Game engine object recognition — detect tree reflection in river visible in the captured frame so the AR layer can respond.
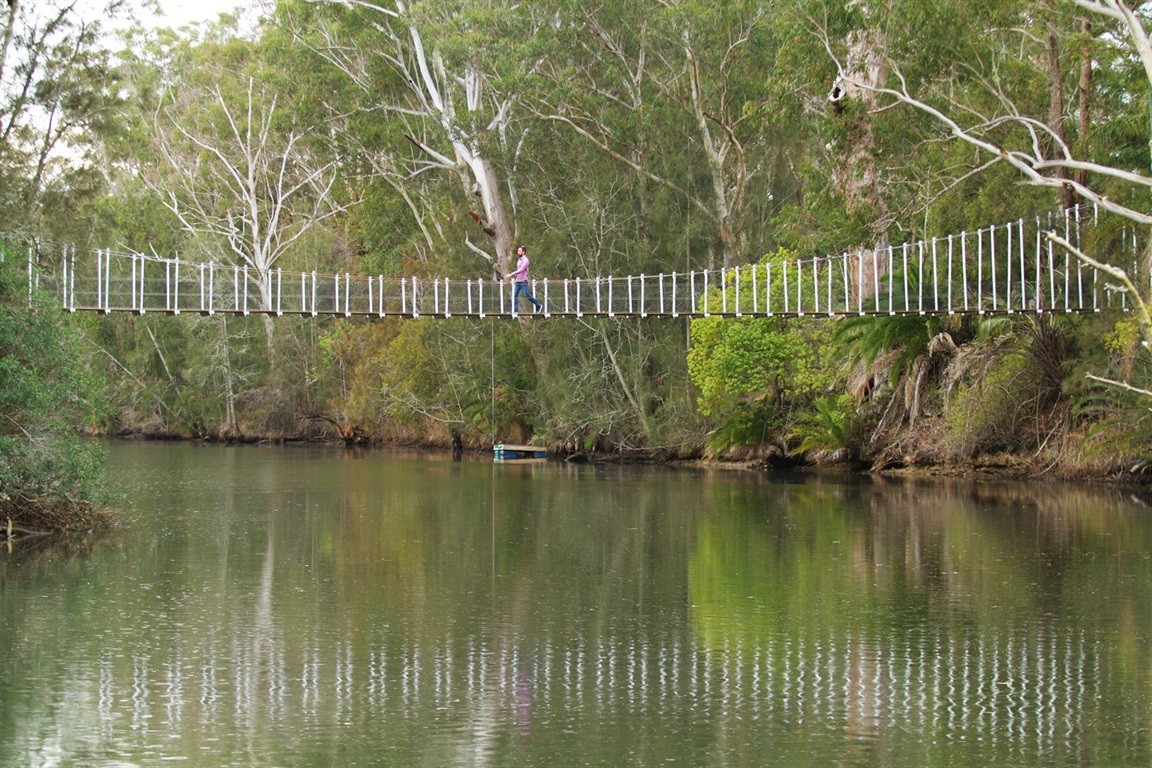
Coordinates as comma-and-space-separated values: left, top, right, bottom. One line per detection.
0, 444, 1147, 767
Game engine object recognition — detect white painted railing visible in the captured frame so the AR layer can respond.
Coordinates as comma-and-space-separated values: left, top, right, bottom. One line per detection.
18, 203, 1147, 319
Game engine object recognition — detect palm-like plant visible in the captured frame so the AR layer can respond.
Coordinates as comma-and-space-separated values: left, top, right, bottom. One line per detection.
834, 313, 965, 442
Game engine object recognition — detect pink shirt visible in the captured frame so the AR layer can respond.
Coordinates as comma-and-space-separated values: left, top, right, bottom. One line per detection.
511, 254, 530, 282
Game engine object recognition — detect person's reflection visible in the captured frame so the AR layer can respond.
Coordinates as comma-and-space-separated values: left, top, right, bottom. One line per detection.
515, 666, 532, 737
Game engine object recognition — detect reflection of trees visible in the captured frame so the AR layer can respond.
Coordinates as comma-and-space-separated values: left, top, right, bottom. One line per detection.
691, 477, 1151, 640
688, 475, 1151, 757
1, 444, 1148, 766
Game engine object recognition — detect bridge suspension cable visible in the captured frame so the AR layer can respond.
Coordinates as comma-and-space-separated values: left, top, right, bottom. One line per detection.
17, 203, 1147, 320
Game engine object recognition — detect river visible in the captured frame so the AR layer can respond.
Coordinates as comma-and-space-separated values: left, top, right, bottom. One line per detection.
1, 440, 1149, 767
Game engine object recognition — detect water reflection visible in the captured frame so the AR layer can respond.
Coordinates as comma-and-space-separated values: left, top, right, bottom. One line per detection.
0, 443, 1147, 768
4, 623, 1114, 763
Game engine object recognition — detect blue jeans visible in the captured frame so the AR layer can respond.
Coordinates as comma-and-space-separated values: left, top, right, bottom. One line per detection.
513, 281, 542, 312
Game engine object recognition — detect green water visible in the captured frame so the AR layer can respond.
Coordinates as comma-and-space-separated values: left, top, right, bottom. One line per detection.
1, 441, 1149, 767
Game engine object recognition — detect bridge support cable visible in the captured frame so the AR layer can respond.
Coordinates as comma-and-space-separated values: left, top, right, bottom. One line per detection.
23, 202, 1141, 320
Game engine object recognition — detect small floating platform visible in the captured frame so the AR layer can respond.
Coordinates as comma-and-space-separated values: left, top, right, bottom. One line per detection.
494, 443, 548, 461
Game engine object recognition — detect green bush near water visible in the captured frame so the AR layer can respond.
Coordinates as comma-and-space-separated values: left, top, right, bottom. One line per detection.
0, 250, 111, 533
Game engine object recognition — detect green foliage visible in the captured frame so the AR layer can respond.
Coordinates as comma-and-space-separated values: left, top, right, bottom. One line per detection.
0, 247, 110, 530
0, 0, 1144, 472
1069, 316, 1152, 462
943, 350, 1043, 458
332, 319, 538, 445
788, 394, 863, 457
688, 306, 837, 451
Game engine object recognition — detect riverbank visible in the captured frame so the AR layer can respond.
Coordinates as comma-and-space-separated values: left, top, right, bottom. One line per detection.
101, 422, 1152, 485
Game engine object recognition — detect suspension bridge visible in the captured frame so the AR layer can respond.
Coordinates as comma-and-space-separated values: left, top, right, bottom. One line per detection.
20, 204, 1147, 320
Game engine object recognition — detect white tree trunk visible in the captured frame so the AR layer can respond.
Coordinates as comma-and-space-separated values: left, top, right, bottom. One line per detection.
306, 1, 521, 277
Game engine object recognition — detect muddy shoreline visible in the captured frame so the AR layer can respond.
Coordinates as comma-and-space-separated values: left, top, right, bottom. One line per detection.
101, 429, 1152, 486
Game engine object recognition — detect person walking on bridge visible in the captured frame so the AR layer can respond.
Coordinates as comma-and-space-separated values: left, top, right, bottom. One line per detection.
508, 244, 543, 314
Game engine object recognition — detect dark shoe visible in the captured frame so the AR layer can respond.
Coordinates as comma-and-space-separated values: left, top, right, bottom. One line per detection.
534, 304, 542, 314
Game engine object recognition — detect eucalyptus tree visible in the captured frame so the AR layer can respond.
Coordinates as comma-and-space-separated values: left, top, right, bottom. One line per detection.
0, 0, 131, 239
143, 27, 349, 330
777, 0, 1152, 467
281, 0, 550, 279
816, 1, 1150, 369
529, 0, 788, 271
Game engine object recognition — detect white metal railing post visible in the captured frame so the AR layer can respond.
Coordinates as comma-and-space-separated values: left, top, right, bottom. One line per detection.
1064, 209, 1072, 309
412, 277, 419, 318
61, 249, 69, 311
277, 268, 283, 316
334, 273, 340, 316
672, 272, 679, 318
902, 243, 909, 312
96, 250, 103, 311
1006, 223, 1013, 312
721, 269, 727, 314
242, 266, 249, 315
199, 263, 205, 313
857, 250, 863, 314
576, 277, 582, 317
600, 276, 606, 315
659, 273, 665, 315
346, 274, 353, 316
827, 257, 833, 315
139, 255, 146, 314
872, 247, 880, 311
105, 250, 112, 313
917, 241, 924, 314
976, 228, 984, 313
467, 279, 473, 315
1063, 230, 1070, 312
69, 247, 76, 312
433, 276, 440, 316
798, 259, 804, 316
445, 277, 451, 318
767, 264, 773, 315
300, 272, 306, 314
947, 236, 954, 313
1019, 219, 1027, 311
690, 271, 696, 314
841, 254, 850, 315
751, 266, 758, 314
608, 276, 613, 317
479, 279, 486, 319
990, 225, 998, 312
735, 267, 741, 317
311, 271, 317, 316
1034, 220, 1043, 312
703, 270, 710, 317
641, 274, 647, 318
1048, 232, 1056, 311
208, 261, 215, 315
1076, 220, 1084, 311
783, 261, 789, 314
131, 254, 137, 312
563, 278, 569, 315
810, 261, 816, 314
234, 265, 240, 313
379, 275, 385, 317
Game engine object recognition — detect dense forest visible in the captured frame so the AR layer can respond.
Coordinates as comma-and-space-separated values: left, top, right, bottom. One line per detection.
2, 0, 1151, 529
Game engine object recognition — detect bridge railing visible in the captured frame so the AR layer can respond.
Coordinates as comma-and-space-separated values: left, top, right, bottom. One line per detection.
21, 202, 1147, 319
